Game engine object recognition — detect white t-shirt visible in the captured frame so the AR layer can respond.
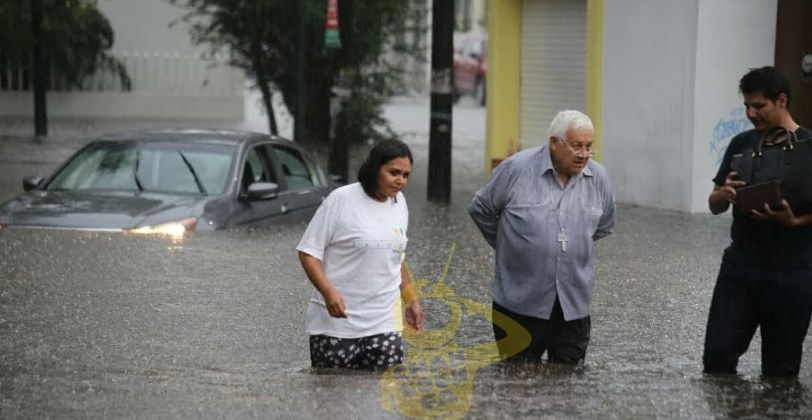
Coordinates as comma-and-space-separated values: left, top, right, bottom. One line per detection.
296, 183, 408, 338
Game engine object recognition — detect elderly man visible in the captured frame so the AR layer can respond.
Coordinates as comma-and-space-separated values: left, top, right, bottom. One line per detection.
468, 110, 616, 365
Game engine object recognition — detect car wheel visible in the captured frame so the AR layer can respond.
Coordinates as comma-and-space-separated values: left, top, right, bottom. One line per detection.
476, 78, 486, 107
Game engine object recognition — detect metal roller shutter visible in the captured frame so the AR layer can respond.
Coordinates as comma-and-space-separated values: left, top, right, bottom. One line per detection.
520, 0, 587, 148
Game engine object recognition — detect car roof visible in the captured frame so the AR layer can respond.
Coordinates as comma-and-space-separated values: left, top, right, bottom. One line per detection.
97, 128, 294, 147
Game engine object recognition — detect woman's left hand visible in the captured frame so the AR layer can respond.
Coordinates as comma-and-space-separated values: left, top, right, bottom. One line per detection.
405, 300, 424, 333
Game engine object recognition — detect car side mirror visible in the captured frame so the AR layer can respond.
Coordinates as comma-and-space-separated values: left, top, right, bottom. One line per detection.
246, 182, 279, 201
22, 176, 45, 192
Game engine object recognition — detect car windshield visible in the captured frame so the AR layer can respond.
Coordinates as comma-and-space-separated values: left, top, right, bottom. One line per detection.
47, 141, 235, 195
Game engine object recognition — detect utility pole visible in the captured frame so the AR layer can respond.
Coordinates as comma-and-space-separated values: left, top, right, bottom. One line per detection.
325, 0, 348, 183
30, 0, 47, 136
427, 0, 453, 203
328, 87, 349, 183
294, 0, 306, 144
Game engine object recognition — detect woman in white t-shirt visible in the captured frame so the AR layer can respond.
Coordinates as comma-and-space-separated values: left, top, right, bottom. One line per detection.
297, 139, 424, 370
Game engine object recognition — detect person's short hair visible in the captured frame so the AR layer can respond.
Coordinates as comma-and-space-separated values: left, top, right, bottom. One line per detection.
357, 139, 413, 199
739, 66, 791, 106
548, 110, 593, 140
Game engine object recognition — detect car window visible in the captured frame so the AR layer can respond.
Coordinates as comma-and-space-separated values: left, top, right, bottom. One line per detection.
460, 39, 472, 56
49, 144, 139, 191
241, 147, 275, 193
468, 39, 482, 57
272, 145, 320, 191
48, 141, 234, 195
141, 149, 231, 194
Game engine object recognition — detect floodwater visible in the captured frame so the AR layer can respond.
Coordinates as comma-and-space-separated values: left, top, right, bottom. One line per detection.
3, 200, 812, 419
2, 102, 812, 419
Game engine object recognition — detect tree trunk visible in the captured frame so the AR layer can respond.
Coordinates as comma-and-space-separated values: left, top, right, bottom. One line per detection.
30, 0, 47, 136
300, 76, 333, 165
250, 40, 278, 136
329, 99, 350, 182
257, 76, 278, 136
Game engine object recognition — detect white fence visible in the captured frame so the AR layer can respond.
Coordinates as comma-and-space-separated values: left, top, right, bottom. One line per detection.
114, 51, 243, 97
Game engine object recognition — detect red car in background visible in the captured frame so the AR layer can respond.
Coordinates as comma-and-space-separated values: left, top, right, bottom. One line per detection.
453, 33, 487, 107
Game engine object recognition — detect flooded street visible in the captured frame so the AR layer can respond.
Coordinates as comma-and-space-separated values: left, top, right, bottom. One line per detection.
3, 101, 812, 418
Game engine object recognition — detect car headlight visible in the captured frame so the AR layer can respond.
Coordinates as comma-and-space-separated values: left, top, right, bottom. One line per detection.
126, 217, 197, 237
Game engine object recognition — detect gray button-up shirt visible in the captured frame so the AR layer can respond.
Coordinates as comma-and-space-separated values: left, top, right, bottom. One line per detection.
468, 146, 616, 320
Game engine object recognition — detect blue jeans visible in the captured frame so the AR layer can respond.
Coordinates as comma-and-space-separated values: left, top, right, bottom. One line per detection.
703, 248, 812, 376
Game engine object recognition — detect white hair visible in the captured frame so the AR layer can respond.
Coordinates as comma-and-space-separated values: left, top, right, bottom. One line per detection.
548, 110, 593, 140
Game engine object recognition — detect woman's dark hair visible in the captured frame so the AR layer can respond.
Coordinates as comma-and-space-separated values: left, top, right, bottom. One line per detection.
357, 139, 413, 199
739, 66, 791, 107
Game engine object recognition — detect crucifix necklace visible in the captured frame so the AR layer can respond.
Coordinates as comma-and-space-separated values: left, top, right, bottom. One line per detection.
552, 187, 575, 252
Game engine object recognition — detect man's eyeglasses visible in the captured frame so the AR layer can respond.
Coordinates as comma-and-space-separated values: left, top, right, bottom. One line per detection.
560, 138, 595, 158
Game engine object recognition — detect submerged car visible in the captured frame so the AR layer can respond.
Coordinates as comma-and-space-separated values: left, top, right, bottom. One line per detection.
0, 129, 334, 235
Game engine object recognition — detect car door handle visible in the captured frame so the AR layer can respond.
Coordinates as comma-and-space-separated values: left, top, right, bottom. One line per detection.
281, 203, 289, 213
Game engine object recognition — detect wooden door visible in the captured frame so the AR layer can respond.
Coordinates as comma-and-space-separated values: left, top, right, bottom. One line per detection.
775, 0, 812, 128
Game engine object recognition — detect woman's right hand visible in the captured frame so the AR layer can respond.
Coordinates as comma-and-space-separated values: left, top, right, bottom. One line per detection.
323, 287, 347, 318
299, 252, 347, 318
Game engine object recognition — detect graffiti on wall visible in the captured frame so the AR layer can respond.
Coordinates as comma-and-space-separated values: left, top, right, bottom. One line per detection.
709, 107, 752, 168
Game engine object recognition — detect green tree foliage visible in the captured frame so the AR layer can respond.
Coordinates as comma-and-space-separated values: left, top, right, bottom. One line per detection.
0, 0, 130, 91
169, 0, 420, 148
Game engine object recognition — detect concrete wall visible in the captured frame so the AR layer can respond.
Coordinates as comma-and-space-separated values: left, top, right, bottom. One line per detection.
602, 0, 776, 212
691, 0, 776, 212
96, 0, 200, 53
602, 0, 700, 212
